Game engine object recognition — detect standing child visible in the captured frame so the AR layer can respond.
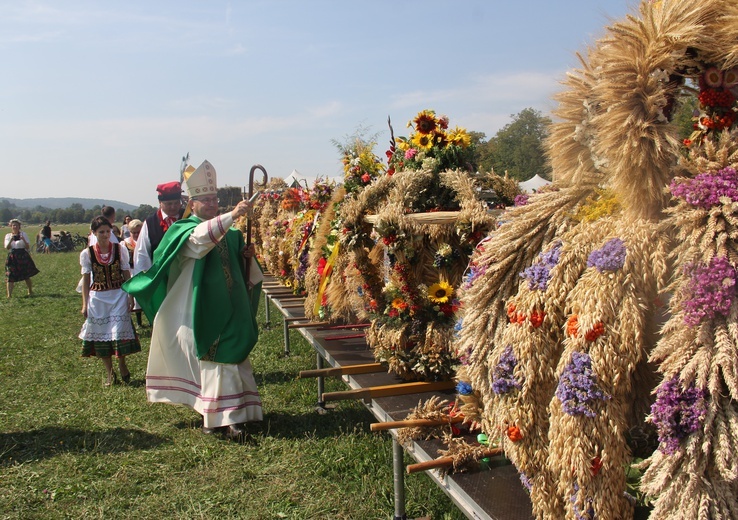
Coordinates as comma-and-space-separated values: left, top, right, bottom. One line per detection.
79, 216, 141, 386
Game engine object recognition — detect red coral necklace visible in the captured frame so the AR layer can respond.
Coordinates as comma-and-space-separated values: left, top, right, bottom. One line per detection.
94, 243, 114, 265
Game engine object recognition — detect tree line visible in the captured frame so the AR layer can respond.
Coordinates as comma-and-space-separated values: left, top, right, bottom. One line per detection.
0, 186, 247, 227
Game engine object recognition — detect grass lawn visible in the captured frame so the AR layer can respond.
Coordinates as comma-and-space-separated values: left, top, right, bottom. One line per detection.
0, 223, 463, 519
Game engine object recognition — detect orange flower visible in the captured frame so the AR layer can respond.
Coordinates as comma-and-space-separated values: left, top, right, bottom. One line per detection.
566, 315, 579, 337
585, 322, 605, 342
506, 425, 523, 442
391, 298, 408, 311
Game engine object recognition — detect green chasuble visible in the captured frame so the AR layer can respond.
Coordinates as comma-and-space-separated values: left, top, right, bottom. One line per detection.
123, 216, 262, 364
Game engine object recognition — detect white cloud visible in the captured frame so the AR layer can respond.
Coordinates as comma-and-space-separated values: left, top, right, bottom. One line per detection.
390, 71, 562, 110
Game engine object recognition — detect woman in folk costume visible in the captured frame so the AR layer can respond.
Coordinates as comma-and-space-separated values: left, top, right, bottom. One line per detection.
79, 216, 141, 386
4, 218, 39, 298
123, 160, 263, 442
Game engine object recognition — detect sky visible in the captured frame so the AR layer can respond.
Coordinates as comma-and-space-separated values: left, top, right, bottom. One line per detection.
0, 0, 636, 206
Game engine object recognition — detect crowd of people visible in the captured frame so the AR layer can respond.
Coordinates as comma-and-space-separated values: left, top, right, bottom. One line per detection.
4, 159, 261, 442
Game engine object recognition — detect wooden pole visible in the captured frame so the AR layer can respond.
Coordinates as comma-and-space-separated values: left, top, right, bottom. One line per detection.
322, 380, 456, 402
315, 323, 370, 331
299, 362, 385, 379
406, 448, 502, 474
324, 333, 366, 341
287, 321, 332, 329
280, 303, 307, 309
370, 416, 464, 432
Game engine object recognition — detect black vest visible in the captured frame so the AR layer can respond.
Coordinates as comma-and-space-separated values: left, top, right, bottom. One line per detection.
145, 213, 165, 258
89, 245, 124, 291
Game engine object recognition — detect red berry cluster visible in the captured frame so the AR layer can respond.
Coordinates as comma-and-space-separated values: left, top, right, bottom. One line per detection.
699, 88, 736, 108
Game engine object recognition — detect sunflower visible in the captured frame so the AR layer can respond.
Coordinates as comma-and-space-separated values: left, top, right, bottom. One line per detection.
411, 132, 433, 150
428, 281, 454, 304
447, 126, 471, 148
412, 110, 438, 135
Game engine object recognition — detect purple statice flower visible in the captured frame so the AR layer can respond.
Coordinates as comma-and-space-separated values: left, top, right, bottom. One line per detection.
519, 472, 533, 492
650, 375, 706, 455
556, 352, 610, 417
456, 381, 473, 395
682, 256, 737, 326
492, 345, 523, 395
587, 238, 626, 273
520, 241, 563, 291
670, 166, 738, 209
462, 263, 487, 290
514, 193, 529, 206
296, 248, 310, 281
571, 482, 596, 520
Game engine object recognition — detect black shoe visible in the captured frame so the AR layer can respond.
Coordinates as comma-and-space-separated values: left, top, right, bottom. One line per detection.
121, 372, 131, 384
202, 426, 220, 435
224, 423, 247, 441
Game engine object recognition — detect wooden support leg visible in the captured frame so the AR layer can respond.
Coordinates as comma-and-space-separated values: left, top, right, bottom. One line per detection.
393, 438, 407, 520
282, 315, 291, 356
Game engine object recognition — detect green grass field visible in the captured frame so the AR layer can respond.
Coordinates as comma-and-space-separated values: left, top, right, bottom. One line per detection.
0, 223, 463, 519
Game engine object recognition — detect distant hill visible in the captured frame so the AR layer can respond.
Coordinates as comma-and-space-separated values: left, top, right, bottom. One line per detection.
0, 197, 138, 211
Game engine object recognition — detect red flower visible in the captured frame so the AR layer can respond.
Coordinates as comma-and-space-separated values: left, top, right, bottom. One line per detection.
317, 257, 327, 276
361, 173, 371, 183
507, 304, 517, 321
529, 309, 545, 328
591, 456, 603, 476
585, 322, 605, 342
388, 308, 399, 318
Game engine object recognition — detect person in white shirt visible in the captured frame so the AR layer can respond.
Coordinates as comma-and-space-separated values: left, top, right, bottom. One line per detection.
133, 181, 183, 275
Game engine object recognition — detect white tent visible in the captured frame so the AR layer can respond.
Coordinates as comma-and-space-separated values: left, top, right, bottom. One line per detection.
519, 174, 551, 193
283, 169, 309, 188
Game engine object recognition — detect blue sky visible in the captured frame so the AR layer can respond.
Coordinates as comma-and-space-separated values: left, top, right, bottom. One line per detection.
1, 0, 634, 205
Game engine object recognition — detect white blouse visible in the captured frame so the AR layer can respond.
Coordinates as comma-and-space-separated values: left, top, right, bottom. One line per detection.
4, 231, 30, 250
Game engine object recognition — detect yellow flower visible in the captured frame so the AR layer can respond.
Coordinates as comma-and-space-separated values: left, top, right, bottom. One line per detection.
411, 132, 433, 150
412, 110, 438, 135
447, 126, 471, 148
428, 281, 454, 304
397, 138, 410, 151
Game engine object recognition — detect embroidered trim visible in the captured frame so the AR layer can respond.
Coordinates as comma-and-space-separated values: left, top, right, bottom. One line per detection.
207, 219, 218, 244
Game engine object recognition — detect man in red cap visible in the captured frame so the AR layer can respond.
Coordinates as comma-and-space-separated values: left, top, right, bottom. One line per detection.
133, 181, 183, 275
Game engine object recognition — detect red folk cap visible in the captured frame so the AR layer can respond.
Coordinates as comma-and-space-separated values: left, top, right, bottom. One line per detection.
156, 181, 182, 201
